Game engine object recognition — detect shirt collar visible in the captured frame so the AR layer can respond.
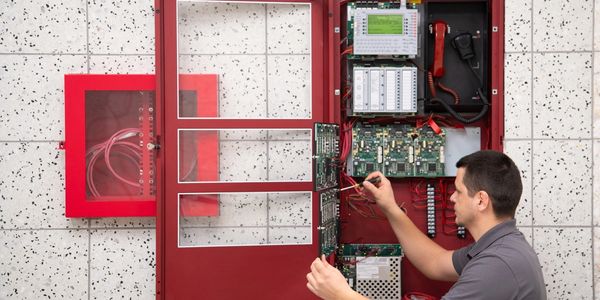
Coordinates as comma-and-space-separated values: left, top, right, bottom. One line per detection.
467, 219, 517, 259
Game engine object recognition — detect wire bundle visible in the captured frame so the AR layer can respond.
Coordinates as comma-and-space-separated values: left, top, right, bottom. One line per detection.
86, 128, 143, 198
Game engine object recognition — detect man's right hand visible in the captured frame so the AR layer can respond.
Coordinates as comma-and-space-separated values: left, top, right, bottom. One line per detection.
361, 172, 398, 215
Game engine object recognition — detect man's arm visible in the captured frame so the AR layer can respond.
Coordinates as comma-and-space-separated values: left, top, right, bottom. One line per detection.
362, 172, 459, 282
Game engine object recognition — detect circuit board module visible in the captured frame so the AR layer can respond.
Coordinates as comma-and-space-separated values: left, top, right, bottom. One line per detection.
313, 123, 340, 191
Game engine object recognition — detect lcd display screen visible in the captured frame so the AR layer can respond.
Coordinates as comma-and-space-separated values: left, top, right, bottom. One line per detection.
367, 14, 404, 34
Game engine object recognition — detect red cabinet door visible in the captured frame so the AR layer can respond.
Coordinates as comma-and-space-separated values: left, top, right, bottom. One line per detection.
156, 0, 330, 298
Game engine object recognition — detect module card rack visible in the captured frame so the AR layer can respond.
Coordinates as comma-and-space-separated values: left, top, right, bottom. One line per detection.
348, 123, 445, 178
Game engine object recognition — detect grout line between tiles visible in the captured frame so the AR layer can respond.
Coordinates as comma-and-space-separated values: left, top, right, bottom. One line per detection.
591, 0, 596, 297
505, 137, 598, 141
516, 225, 595, 228
87, 219, 91, 300
86, 0, 90, 73
530, 0, 534, 248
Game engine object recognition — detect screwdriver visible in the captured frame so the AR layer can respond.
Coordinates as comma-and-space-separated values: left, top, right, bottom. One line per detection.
339, 176, 381, 192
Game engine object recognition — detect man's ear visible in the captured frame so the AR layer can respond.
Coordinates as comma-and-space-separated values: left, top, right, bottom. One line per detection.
477, 191, 491, 212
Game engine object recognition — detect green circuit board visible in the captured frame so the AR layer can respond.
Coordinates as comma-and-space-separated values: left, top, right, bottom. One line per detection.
319, 189, 340, 256
314, 123, 340, 191
384, 124, 414, 177
414, 126, 445, 177
349, 123, 445, 177
350, 124, 384, 177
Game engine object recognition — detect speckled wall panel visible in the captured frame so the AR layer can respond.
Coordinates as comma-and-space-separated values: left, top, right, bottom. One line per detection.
178, 192, 311, 247
535, 227, 593, 299
532, 53, 592, 139
0, 142, 87, 229
0, 1, 86, 53
532, 140, 592, 226
267, 55, 311, 119
594, 54, 600, 139
267, 4, 311, 54
89, 55, 155, 74
179, 54, 267, 118
594, 227, 600, 297
0, 229, 89, 299
89, 229, 155, 299
504, 53, 532, 139
268, 192, 311, 226
269, 226, 311, 244
179, 227, 267, 247
593, 140, 600, 226
88, 0, 155, 55
185, 193, 268, 227
532, 0, 592, 52
0, 55, 87, 141
504, 0, 531, 52
178, 2, 266, 54
219, 140, 268, 182
504, 140, 532, 226
268, 140, 311, 181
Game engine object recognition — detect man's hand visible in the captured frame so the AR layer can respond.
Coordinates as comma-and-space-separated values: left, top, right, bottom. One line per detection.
306, 255, 358, 300
361, 172, 398, 215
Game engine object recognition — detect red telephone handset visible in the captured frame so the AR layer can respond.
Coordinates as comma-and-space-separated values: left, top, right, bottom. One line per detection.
431, 21, 448, 78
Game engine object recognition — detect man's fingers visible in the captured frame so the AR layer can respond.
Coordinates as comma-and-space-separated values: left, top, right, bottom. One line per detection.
362, 180, 378, 194
306, 281, 317, 295
306, 272, 317, 286
312, 257, 325, 272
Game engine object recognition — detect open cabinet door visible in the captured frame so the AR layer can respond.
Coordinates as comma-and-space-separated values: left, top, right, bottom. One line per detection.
156, 0, 331, 298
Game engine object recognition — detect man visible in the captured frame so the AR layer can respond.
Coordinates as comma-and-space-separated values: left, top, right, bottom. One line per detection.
306, 150, 546, 299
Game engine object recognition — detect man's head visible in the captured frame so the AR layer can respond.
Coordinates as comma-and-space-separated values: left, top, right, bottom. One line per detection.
450, 150, 522, 225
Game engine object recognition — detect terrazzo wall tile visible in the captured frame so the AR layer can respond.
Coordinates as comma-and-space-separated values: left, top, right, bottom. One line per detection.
219, 141, 268, 182
266, 4, 311, 54
594, 53, 600, 139
0, 229, 88, 299
89, 55, 155, 74
594, 140, 600, 225
268, 141, 311, 181
532, 0, 592, 52
532, 140, 592, 226
535, 227, 592, 299
532, 53, 592, 139
269, 226, 311, 244
88, 0, 155, 54
595, 2, 600, 50
0, 55, 87, 140
518, 226, 533, 247
504, 140, 532, 226
91, 217, 155, 229
593, 227, 600, 297
178, 2, 266, 55
90, 229, 155, 299
268, 192, 311, 226
504, 53, 532, 139
505, 0, 531, 52
0, 1, 86, 53
267, 55, 311, 119
267, 129, 311, 141
0, 142, 87, 229
203, 193, 267, 227
219, 129, 268, 141
179, 55, 267, 118
179, 227, 267, 247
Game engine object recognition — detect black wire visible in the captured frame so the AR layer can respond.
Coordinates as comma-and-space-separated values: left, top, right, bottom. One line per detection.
430, 88, 489, 124
468, 58, 483, 86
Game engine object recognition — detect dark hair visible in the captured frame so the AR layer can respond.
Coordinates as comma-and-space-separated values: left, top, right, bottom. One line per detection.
455, 150, 522, 218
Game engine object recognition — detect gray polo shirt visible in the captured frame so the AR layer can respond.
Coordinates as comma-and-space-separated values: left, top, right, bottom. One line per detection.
443, 219, 546, 300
